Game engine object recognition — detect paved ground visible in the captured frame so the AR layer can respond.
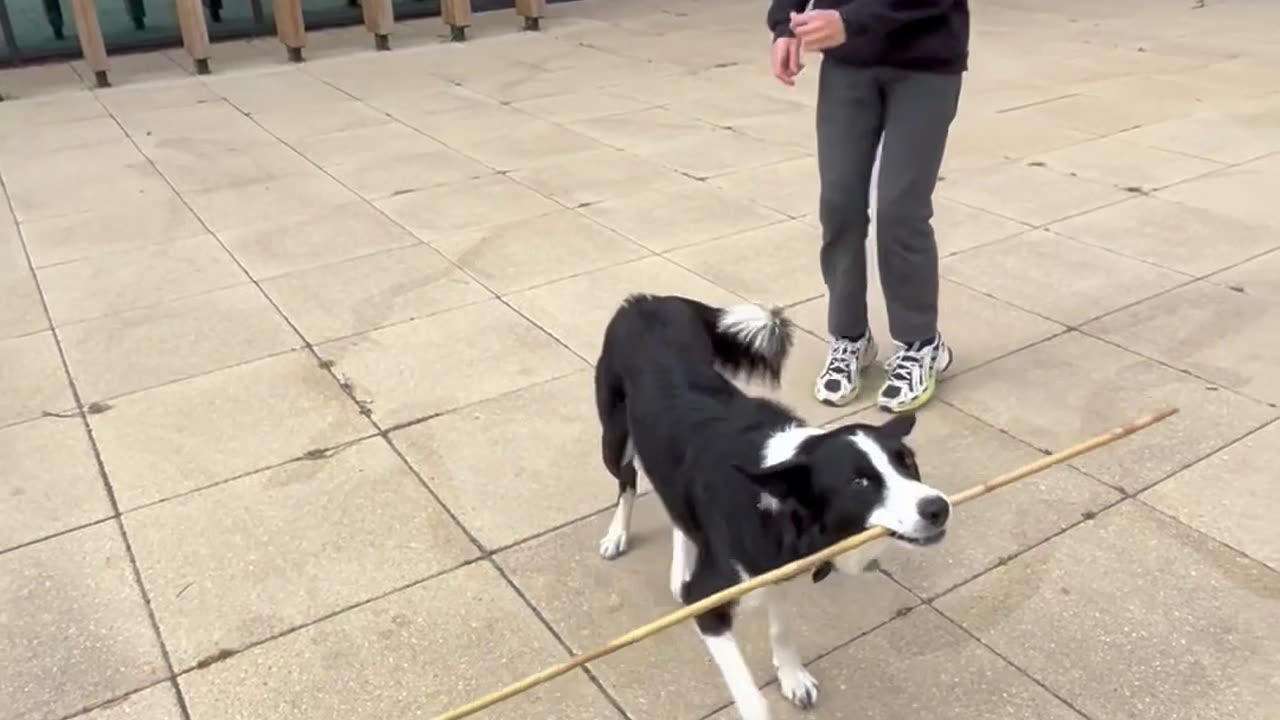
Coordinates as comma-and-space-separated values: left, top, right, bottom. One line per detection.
2, 0, 1279, 718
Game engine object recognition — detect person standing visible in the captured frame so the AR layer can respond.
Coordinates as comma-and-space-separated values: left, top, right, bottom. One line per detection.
767, 0, 969, 413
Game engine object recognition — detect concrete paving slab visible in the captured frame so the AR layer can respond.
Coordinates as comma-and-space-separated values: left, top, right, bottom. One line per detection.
318, 299, 585, 427
261, 243, 491, 343
0, 523, 167, 720
943, 332, 1277, 493
178, 562, 619, 720
1050, 195, 1280, 276
1086, 281, 1280, 405
125, 437, 477, 669
941, 229, 1188, 326
0, 330, 74, 427
1143, 419, 1280, 572
0, 416, 110, 551
936, 501, 1280, 720
89, 350, 370, 509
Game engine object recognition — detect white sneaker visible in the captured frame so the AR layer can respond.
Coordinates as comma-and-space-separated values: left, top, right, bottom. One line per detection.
878, 335, 953, 413
814, 334, 878, 407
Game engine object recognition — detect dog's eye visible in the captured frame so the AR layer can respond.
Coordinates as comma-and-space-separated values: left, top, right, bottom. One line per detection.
851, 477, 870, 488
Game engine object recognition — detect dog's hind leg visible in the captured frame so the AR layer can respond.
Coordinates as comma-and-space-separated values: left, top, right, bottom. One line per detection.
598, 421, 638, 560
768, 597, 818, 709
596, 360, 637, 560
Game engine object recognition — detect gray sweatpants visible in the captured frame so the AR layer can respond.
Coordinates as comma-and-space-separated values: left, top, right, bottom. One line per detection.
816, 58, 962, 344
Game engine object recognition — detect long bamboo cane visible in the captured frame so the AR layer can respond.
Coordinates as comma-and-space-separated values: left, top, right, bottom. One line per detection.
431, 407, 1179, 720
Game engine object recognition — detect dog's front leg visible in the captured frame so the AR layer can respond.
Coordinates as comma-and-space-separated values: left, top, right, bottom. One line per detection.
768, 598, 818, 709
701, 629, 769, 720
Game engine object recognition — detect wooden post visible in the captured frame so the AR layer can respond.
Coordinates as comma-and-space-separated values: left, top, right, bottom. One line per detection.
515, 0, 544, 31
361, 0, 393, 50
273, 0, 306, 62
69, 0, 109, 87
440, 0, 470, 41
174, 0, 212, 74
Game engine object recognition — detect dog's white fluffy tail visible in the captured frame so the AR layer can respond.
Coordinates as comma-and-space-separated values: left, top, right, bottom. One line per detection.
712, 303, 795, 386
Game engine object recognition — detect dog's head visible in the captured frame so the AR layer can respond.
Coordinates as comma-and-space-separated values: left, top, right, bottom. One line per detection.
741, 414, 950, 573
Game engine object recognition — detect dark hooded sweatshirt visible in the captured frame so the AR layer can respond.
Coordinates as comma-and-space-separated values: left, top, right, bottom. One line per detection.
768, 0, 970, 74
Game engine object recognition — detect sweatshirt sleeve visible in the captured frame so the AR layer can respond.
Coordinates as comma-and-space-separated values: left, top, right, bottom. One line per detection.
838, 0, 955, 38
767, 0, 811, 38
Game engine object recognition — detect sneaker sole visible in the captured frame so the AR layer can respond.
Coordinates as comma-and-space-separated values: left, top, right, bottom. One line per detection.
879, 344, 953, 414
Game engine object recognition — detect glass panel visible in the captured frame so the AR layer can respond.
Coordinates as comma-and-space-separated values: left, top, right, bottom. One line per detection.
390, 0, 437, 21
296, 0, 361, 29
4, 0, 82, 61
94, 0, 181, 51
204, 0, 263, 40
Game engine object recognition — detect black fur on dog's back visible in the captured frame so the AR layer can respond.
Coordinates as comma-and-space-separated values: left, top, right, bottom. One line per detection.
593, 293, 795, 492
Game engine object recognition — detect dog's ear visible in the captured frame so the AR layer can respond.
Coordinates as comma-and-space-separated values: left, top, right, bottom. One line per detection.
879, 413, 916, 438
736, 459, 814, 501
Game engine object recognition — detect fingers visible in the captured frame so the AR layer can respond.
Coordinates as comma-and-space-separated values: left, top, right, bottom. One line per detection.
795, 26, 834, 52
772, 55, 796, 86
789, 10, 817, 27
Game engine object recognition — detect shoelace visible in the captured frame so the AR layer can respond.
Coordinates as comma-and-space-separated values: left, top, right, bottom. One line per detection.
885, 342, 934, 386
825, 339, 859, 374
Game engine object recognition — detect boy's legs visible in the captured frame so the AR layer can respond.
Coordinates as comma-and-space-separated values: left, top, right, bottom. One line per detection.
813, 58, 884, 407
875, 69, 962, 412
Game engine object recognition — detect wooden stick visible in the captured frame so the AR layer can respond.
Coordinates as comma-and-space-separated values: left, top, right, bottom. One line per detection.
431, 407, 1179, 720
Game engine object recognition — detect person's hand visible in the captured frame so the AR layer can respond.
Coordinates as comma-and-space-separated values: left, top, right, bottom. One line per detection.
771, 35, 803, 86
791, 9, 847, 52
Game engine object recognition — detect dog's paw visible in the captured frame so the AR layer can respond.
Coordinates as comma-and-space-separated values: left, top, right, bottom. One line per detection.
598, 531, 629, 560
669, 577, 685, 603
778, 664, 818, 710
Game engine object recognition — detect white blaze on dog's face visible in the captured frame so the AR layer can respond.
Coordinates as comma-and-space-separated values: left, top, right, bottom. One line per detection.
849, 428, 951, 544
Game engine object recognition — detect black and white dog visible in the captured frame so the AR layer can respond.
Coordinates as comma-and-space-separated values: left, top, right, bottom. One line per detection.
594, 294, 950, 720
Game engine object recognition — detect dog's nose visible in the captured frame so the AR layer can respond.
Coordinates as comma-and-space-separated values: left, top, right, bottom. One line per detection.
918, 496, 950, 528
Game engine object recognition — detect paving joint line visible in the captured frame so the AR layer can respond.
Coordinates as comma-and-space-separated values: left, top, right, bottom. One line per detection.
938, 144, 1276, 270
301, 59, 809, 249
171, 553, 492, 676
1133, 492, 1280, 578
937, 269, 1278, 410
933, 397, 1133, 495
916, 411, 1280, 605
217, 85, 621, 374
51, 677, 176, 720
1, 112, 195, 720
487, 558, 636, 720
